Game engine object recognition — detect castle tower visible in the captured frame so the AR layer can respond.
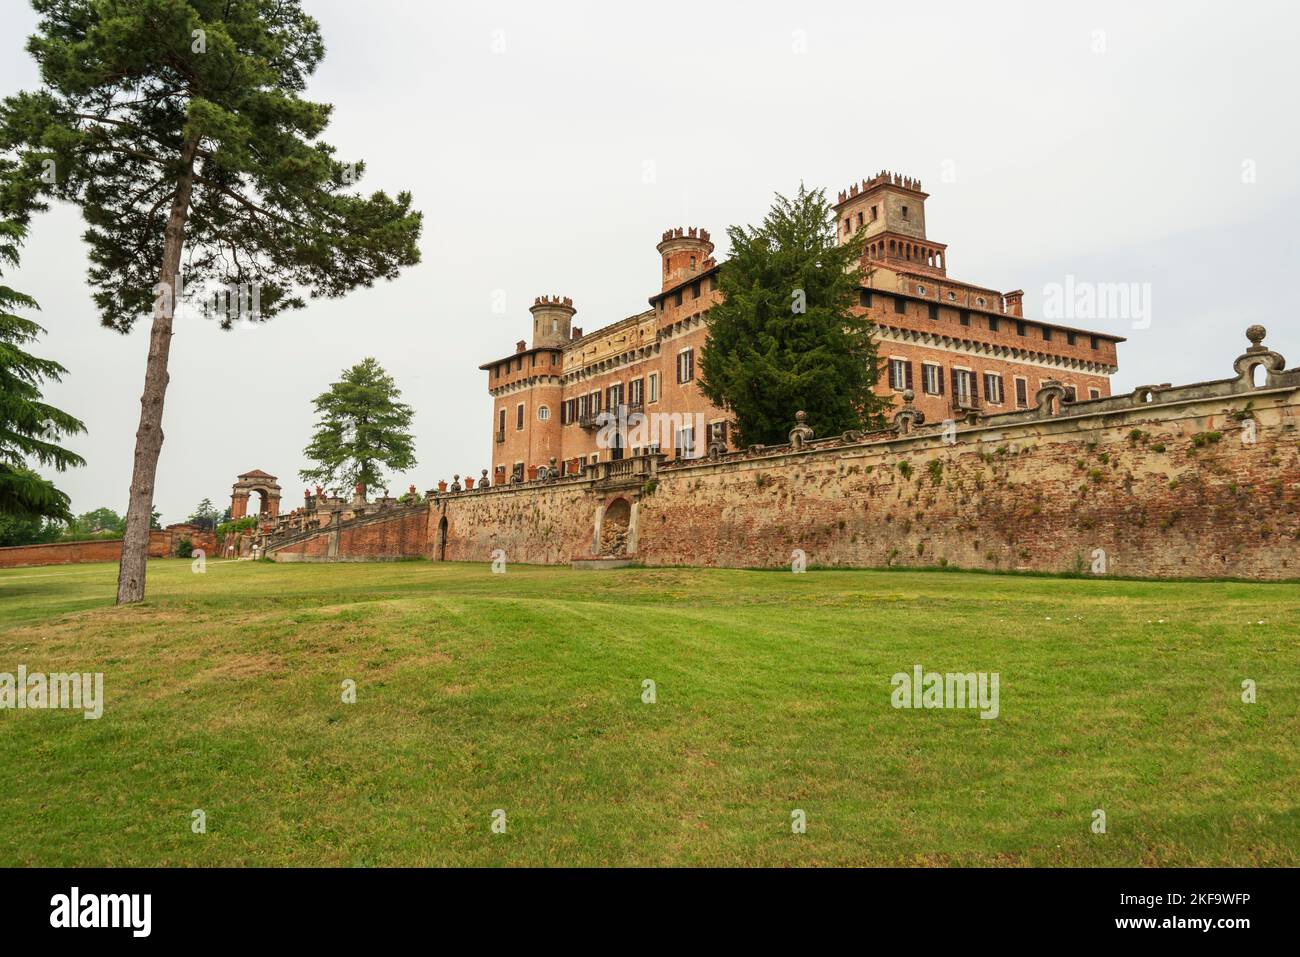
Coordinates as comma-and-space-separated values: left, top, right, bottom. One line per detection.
834, 170, 946, 275
656, 226, 715, 292
529, 295, 576, 349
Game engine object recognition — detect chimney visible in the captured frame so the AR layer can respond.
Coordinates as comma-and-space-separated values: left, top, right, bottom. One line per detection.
515, 340, 526, 353
1003, 290, 1024, 317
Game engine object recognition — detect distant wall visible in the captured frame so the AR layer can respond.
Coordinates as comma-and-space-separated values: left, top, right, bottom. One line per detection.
0, 525, 214, 569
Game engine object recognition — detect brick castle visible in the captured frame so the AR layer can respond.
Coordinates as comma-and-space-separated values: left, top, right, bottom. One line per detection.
482, 171, 1123, 483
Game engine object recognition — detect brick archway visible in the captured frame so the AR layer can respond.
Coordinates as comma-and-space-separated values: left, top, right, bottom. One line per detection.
231, 469, 282, 519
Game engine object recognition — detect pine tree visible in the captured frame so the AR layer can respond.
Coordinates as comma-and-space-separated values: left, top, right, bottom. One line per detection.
697, 184, 890, 446
300, 358, 416, 494
0, 216, 85, 521
0, 1, 422, 602
187, 496, 219, 530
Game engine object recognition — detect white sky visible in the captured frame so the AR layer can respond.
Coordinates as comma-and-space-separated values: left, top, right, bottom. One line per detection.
2, 0, 1297, 523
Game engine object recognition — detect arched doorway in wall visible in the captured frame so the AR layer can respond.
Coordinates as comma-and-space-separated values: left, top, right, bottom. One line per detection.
599, 498, 631, 556
437, 516, 448, 561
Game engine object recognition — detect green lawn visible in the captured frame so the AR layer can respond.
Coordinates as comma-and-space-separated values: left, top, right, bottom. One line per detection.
1, 559, 1296, 866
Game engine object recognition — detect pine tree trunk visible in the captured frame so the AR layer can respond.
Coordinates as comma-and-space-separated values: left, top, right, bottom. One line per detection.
116, 135, 201, 604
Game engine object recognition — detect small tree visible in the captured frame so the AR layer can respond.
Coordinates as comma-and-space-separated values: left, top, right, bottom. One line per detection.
300, 358, 416, 493
698, 184, 890, 446
66, 506, 125, 538
188, 497, 219, 531
1, 1, 422, 603
0, 217, 85, 521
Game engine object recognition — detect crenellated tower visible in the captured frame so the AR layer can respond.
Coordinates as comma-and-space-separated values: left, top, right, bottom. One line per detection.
530, 295, 576, 348
656, 227, 715, 292
834, 170, 946, 275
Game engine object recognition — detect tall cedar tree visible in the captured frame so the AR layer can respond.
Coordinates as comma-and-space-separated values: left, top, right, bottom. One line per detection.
0, 1, 422, 602
697, 184, 889, 446
0, 216, 85, 521
300, 358, 416, 494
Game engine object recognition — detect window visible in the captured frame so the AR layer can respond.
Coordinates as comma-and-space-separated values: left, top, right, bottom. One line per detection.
916, 284, 926, 295
1064, 386, 1077, 402
576, 395, 587, 419
889, 358, 912, 391
844, 217, 851, 234
901, 205, 909, 219
561, 400, 574, 425
922, 363, 943, 395
648, 373, 659, 403
1089, 388, 1101, 400
893, 297, 906, 315
856, 212, 864, 226
984, 373, 1004, 404
959, 309, 970, 326
1090, 336, 1100, 350
858, 289, 872, 308
1042, 326, 1053, 342
589, 453, 599, 465
498, 408, 506, 435
689, 256, 696, 270
871, 205, 878, 220
691, 281, 701, 299
589, 390, 601, 414
976, 297, 986, 307
537, 405, 550, 422
988, 316, 999, 332
674, 425, 696, 459
928, 304, 939, 321
1066, 331, 1077, 346
677, 348, 695, 383
953, 369, 976, 403
629, 377, 644, 406
1015, 377, 1029, 408
1016, 321, 1027, 336
515, 403, 525, 430
673, 290, 683, 307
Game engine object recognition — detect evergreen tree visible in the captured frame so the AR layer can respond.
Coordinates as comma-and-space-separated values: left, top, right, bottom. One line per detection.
187, 496, 219, 530
697, 184, 890, 446
300, 358, 416, 493
0, 0, 422, 603
0, 216, 85, 521
0, 512, 64, 547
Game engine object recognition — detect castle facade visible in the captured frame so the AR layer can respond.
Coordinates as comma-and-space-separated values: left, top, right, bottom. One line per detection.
481, 171, 1123, 483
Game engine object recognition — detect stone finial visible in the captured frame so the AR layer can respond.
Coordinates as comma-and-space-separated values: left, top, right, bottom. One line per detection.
450, 474, 462, 493
1234, 324, 1287, 387
479, 469, 490, 489
892, 389, 926, 435
789, 410, 815, 450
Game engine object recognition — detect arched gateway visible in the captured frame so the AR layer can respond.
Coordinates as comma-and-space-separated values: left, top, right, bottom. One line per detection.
230, 469, 282, 519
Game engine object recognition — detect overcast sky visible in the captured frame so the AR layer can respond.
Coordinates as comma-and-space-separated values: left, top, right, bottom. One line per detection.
2, 0, 1297, 523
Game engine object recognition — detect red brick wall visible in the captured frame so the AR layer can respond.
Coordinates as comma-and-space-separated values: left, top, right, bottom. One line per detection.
268, 506, 428, 562
0, 538, 126, 568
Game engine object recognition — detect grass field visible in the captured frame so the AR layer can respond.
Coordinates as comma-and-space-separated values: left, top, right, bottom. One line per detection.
1, 558, 1297, 866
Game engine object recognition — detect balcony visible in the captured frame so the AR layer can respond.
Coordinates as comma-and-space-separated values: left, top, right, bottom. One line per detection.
495, 429, 505, 444
951, 393, 982, 416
